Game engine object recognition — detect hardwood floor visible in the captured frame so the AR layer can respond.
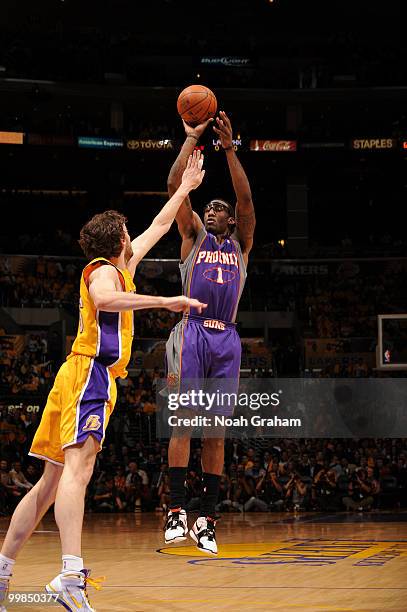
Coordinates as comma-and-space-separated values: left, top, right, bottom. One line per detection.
1, 511, 407, 611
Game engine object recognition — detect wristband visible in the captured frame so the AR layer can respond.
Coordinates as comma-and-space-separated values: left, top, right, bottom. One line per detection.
187, 134, 198, 142
223, 145, 233, 151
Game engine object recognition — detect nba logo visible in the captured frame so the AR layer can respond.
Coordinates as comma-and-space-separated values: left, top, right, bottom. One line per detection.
384, 349, 391, 363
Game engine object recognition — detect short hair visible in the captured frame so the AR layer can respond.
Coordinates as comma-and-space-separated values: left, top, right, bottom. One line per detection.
78, 210, 127, 261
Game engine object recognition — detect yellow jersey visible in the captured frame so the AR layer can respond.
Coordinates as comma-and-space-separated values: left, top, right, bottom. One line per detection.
69, 257, 135, 379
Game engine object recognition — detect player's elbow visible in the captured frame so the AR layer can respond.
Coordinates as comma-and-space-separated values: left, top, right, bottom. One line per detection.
92, 293, 109, 311
176, 218, 196, 240
162, 221, 172, 235
151, 218, 172, 238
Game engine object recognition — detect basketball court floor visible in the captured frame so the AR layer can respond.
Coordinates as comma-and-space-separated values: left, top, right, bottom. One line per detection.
1, 511, 407, 611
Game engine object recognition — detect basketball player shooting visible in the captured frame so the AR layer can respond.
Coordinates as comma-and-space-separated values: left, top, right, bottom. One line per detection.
0, 152, 206, 612
165, 112, 255, 554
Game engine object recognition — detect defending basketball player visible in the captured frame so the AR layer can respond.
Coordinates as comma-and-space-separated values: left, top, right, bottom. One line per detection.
165, 112, 255, 554
0, 152, 206, 612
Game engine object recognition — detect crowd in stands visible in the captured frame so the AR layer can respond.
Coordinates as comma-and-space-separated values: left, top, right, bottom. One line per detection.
1, 339, 406, 516
0, 334, 56, 397
1, 399, 406, 516
2, 255, 407, 342
0, 255, 79, 307
249, 259, 407, 339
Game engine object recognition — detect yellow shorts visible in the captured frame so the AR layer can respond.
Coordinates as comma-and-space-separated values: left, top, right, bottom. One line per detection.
29, 355, 117, 465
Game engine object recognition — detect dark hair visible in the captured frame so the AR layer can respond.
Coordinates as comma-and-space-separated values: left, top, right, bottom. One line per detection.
78, 210, 127, 260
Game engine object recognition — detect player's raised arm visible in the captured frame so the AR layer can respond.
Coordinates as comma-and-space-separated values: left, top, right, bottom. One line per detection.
213, 111, 256, 263
127, 150, 205, 277
88, 264, 207, 313
168, 119, 212, 260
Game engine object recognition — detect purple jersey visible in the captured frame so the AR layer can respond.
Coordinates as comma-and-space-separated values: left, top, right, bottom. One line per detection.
180, 228, 246, 322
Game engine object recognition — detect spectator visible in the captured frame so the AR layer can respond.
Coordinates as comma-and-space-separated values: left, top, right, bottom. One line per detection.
284, 468, 308, 511
0, 459, 23, 509
157, 473, 171, 512
312, 465, 340, 511
366, 466, 380, 509
342, 468, 374, 512
125, 461, 149, 511
233, 465, 256, 511
9, 461, 33, 492
215, 472, 234, 513
93, 475, 125, 512
25, 463, 41, 486
256, 460, 285, 511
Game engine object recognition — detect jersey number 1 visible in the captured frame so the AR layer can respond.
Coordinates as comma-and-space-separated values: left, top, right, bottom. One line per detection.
216, 267, 224, 284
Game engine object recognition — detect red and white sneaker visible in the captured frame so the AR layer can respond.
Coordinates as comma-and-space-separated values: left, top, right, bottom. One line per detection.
164, 509, 188, 544
189, 517, 218, 555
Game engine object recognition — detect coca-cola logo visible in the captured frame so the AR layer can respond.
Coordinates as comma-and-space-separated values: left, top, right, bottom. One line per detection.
250, 140, 297, 152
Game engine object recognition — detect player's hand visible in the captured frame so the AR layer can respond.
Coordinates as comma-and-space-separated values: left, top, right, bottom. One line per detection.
181, 150, 205, 191
183, 117, 214, 140
213, 111, 233, 149
163, 295, 207, 314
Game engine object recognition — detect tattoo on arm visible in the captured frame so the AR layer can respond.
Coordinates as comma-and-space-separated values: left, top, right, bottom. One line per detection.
236, 210, 256, 240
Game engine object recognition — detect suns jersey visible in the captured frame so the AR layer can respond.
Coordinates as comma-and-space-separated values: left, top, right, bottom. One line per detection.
180, 228, 247, 322
69, 257, 135, 379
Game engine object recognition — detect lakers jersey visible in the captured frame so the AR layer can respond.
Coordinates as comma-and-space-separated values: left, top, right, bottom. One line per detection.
180, 228, 246, 322
70, 257, 135, 379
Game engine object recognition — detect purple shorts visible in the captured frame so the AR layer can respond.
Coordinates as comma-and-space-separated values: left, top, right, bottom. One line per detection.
165, 314, 241, 416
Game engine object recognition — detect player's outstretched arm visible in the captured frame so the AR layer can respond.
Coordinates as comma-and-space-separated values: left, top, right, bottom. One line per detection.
88, 265, 207, 313
127, 151, 205, 277
213, 111, 256, 263
168, 118, 212, 260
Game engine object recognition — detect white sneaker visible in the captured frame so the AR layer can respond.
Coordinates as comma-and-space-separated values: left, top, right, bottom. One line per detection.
164, 509, 188, 544
45, 569, 104, 611
0, 575, 10, 612
189, 517, 218, 555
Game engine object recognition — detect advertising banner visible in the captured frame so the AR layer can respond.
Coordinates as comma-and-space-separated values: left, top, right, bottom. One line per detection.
78, 137, 123, 149
351, 138, 396, 151
126, 139, 174, 151
250, 139, 297, 152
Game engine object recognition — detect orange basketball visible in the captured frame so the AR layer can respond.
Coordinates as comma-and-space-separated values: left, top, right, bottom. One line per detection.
177, 84, 217, 126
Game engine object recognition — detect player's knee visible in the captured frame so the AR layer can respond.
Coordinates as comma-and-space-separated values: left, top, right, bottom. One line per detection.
63, 438, 98, 486
77, 453, 97, 486
64, 461, 94, 488
204, 437, 225, 452
170, 427, 193, 440
80, 466, 94, 487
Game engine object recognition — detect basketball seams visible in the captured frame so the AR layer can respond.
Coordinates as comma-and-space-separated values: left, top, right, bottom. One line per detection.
177, 84, 217, 125
181, 97, 216, 122
178, 92, 209, 114
187, 99, 212, 122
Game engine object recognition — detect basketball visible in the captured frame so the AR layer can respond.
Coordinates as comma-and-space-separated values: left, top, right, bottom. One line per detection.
177, 84, 217, 126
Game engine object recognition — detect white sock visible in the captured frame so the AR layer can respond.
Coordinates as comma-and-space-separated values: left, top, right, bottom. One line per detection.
0, 554, 15, 577
62, 555, 83, 572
